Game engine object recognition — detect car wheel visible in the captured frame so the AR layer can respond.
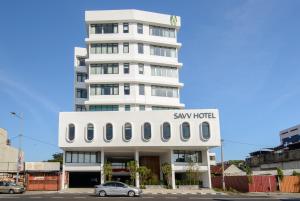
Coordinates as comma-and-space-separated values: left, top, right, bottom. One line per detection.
9, 190, 14, 194
128, 191, 135, 197
98, 190, 106, 197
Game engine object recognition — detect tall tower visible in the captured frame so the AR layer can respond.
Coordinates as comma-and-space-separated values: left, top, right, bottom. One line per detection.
74, 9, 184, 112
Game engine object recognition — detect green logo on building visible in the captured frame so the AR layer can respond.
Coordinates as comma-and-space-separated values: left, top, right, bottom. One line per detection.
170, 15, 177, 26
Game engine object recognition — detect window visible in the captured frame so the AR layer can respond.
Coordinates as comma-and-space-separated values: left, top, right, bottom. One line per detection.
138, 43, 144, 54
139, 84, 145, 95
173, 151, 202, 163
137, 23, 143, 34
77, 73, 88, 82
90, 63, 119, 74
123, 63, 130, 74
90, 84, 119, 95
124, 84, 130, 95
138, 64, 144, 74
90, 43, 118, 54
149, 25, 175, 38
76, 105, 86, 111
151, 65, 178, 77
143, 123, 151, 141
105, 123, 113, 141
162, 122, 171, 140
124, 123, 132, 141
125, 105, 131, 111
201, 122, 211, 141
90, 23, 118, 34
150, 45, 176, 57
78, 58, 86, 66
65, 151, 101, 163
123, 43, 129, 53
87, 123, 94, 141
76, 88, 87, 98
151, 86, 178, 97
89, 105, 119, 111
116, 182, 125, 188
139, 105, 145, 111
123, 23, 129, 33
68, 124, 75, 141
181, 122, 190, 140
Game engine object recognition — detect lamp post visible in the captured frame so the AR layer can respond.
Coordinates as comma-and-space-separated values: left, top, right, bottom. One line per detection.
10, 112, 23, 184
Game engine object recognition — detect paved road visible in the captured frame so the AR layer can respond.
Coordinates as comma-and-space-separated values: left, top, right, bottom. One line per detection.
0, 193, 299, 201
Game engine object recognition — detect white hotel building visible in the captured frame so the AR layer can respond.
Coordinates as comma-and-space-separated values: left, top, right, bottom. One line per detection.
59, 9, 221, 189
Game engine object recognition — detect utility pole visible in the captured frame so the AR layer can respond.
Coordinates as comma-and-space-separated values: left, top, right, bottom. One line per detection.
10, 112, 23, 184
221, 139, 225, 191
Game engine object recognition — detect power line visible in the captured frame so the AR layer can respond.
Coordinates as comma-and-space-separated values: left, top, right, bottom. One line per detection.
22, 135, 57, 148
223, 139, 273, 148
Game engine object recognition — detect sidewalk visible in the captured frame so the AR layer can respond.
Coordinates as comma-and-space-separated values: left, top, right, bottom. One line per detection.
244, 192, 300, 198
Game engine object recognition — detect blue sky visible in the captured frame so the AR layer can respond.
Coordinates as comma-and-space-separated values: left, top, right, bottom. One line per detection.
0, 0, 299, 162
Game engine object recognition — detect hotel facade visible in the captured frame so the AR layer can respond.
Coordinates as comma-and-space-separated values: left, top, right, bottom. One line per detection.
59, 9, 221, 189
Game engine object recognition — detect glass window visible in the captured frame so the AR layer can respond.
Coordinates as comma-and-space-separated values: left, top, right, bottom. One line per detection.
87, 123, 94, 141
89, 105, 119, 111
84, 152, 90, 163
124, 123, 132, 141
138, 63, 144, 74
90, 152, 96, 163
66, 152, 72, 163
78, 58, 86, 66
123, 43, 129, 53
137, 23, 143, 34
116, 182, 125, 187
72, 152, 78, 163
90, 63, 119, 75
138, 43, 144, 54
123, 63, 130, 74
90, 23, 118, 34
143, 123, 151, 140
139, 105, 145, 111
152, 106, 178, 110
162, 122, 171, 140
124, 84, 130, 95
151, 65, 177, 78
90, 43, 118, 54
68, 124, 75, 141
151, 86, 178, 98
76, 88, 87, 98
150, 45, 176, 57
173, 150, 202, 163
78, 152, 84, 163
77, 73, 88, 82
139, 84, 145, 95
125, 105, 131, 111
90, 84, 119, 95
201, 122, 211, 141
76, 105, 86, 111
106, 123, 113, 141
149, 25, 176, 38
181, 122, 190, 140
123, 23, 129, 33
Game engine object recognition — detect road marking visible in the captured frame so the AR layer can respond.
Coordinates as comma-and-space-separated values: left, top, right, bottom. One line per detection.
142, 197, 154, 199
30, 197, 42, 199
51, 197, 64, 199
0, 198, 20, 199
165, 197, 178, 199
74, 197, 86, 199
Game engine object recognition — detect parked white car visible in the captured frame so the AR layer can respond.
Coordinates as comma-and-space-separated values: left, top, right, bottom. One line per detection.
95, 181, 142, 197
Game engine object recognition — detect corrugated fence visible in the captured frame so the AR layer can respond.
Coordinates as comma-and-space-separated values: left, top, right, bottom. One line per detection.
280, 176, 300, 193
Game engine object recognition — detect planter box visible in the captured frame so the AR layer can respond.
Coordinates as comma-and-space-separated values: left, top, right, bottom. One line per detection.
177, 185, 199, 190
145, 185, 164, 189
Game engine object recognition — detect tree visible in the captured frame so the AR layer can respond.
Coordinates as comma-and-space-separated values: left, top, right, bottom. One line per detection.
138, 166, 151, 189
161, 163, 172, 188
47, 152, 63, 164
245, 165, 253, 184
127, 160, 138, 186
103, 162, 112, 181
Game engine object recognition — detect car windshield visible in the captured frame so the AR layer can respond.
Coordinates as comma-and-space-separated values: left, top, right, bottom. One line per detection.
8, 182, 17, 186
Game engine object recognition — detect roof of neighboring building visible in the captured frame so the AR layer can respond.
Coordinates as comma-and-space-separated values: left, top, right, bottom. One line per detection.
210, 164, 231, 175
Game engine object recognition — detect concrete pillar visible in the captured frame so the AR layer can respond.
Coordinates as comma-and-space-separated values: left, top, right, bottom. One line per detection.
101, 150, 105, 184
135, 150, 140, 188
202, 149, 212, 188
170, 149, 176, 189
61, 151, 65, 190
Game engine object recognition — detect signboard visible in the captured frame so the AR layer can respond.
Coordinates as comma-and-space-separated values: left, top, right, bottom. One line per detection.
170, 15, 177, 26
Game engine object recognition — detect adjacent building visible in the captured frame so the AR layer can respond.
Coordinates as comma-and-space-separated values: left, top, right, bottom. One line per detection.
59, 9, 221, 189
246, 123, 300, 174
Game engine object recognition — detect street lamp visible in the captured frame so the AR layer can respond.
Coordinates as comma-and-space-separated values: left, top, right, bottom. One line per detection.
10, 112, 23, 184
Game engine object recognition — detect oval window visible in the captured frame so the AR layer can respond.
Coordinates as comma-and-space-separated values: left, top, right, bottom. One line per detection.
87, 123, 94, 141
143, 122, 151, 141
181, 122, 190, 140
68, 124, 75, 141
124, 123, 132, 141
105, 123, 113, 141
201, 122, 211, 141
162, 122, 171, 140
